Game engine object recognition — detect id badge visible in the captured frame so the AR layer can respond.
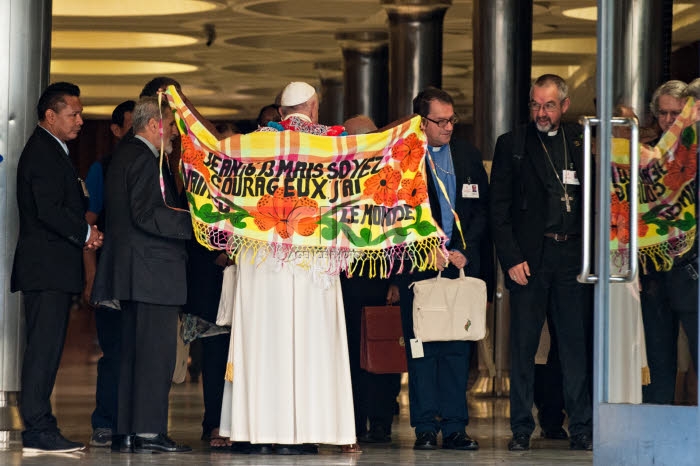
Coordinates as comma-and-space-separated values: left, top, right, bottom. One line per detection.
409, 338, 424, 358
462, 183, 479, 198
78, 178, 90, 198
563, 170, 580, 185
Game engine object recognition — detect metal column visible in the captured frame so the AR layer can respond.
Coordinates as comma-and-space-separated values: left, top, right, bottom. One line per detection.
0, 0, 52, 446
316, 60, 345, 126
612, 0, 670, 125
382, 0, 451, 122
472, 0, 532, 397
336, 29, 389, 127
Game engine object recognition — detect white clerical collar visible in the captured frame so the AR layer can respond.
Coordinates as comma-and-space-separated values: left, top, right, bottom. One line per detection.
547, 129, 558, 137
38, 124, 69, 155
428, 144, 446, 152
285, 113, 312, 122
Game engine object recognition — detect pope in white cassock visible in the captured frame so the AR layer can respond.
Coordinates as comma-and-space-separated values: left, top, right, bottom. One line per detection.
218, 82, 356, 454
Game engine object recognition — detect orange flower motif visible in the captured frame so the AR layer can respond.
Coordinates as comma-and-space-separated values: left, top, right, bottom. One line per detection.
610, 194, 630, 244
181, 135, 211, 183
363, 165, 402, 207
638, 216, 649, 238
665, 143, 697, 191
251, 187, 320, 239
391, 133, 425, 173
398, 172, 428, 207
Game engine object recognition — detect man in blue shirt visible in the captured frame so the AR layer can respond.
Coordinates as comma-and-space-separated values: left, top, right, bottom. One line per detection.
394, 87, 489, 451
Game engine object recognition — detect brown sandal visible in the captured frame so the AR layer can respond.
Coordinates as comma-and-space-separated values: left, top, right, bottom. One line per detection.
208, 428, 232, 451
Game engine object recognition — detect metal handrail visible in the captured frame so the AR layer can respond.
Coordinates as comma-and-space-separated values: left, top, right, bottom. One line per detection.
578, 116, 639, 284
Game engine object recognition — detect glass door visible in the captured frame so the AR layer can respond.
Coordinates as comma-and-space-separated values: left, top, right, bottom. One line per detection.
585, 2, 699, 464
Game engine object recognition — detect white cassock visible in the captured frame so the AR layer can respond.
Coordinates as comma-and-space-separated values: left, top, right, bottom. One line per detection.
219, 251, 356, 445
608, 261, 649, 404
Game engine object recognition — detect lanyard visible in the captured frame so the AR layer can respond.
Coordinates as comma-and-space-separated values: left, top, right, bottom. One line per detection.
425, 152, 466, 249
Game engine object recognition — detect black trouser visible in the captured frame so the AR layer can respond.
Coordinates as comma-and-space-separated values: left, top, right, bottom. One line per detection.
398, 266, 473, 436
640, 263, 699, 404
533, 317, 565, 433
200, 333, 228, 435
341, 276, 401, 436
20, 290, 73, 440
509, 238, 593, 437
91, 306, 121, 431
117, 301, 178, 434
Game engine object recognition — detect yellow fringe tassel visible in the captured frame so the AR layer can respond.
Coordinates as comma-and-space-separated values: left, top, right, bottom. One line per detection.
641, 366, 651, 386
225, 362, 233, 382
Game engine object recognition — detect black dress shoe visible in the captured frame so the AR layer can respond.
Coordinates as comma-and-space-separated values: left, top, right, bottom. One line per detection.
508, 432, 530, 451
570, 433, 593, 451
230, 441, 252, 454
541, 427, 568, 440
22, 431, 86, 453
359, 425, 391, 444
442, 431, 479, 450
275, 444, 318, 455
413, 431, 437, 450
248, 443, 274, 454
110, 434, 134, 453
133, 434, 192, 453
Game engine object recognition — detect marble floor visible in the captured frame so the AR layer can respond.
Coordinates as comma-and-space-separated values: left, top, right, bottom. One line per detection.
0, 311, 592, 465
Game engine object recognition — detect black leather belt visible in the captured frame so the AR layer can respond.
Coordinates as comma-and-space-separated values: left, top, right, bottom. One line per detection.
544, 232, 579, 242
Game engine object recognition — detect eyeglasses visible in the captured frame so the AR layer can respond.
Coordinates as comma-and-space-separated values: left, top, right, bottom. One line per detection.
529, 101, 562, 113
423, 115, 459, 128
657, 110, 681, 119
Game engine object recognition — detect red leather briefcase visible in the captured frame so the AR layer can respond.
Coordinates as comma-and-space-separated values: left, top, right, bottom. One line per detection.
360, 305, 408, 374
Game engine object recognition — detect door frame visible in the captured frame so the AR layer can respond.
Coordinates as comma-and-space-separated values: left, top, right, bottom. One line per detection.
592, 2, 699, 464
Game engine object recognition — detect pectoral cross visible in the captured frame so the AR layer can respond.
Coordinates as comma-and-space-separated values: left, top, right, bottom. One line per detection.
561, 192, 572, 213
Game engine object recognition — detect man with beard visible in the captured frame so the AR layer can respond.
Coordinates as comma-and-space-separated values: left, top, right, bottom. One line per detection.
91, 97, 192, 453
490, 74, 593, 451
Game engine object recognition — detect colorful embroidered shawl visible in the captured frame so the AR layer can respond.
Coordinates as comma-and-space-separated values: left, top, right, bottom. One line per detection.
165, 86, 448, 278
611, 97, 698, 272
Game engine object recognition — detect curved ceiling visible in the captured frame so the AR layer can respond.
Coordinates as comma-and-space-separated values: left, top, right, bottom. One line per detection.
51, 0, 700, 120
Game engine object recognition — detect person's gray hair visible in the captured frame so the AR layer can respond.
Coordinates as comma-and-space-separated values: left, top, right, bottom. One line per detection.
650, 80, 687, 116
132, 97, 170, 133
530, 74, 569, 101
684, 78, 700, 101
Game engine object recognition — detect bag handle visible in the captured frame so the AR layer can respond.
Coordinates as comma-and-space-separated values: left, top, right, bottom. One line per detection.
410, 269, 468, 312
436, 269, 466, 279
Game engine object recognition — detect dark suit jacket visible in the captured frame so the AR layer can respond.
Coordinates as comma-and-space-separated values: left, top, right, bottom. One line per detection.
92, 136, 192, 306
11, 126, 88, 293
489, 122, 584, 286
427, 139, 489, 278
399, 138, 489, 283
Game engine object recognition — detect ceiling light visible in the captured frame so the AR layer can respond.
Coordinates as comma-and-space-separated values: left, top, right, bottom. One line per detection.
531, 65, 582, 80
53, 0, 218, 16
563, 3, 694, 21
51, 60, 198, 76
53, 31, 198, 49
532, 38, 596, 54
78, 84, 215, 99
82, 104, 237, 118
195, 106, 240, 117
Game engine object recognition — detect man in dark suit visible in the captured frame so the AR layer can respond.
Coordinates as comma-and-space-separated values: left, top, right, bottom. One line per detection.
12, 82, 103, 453
394, 87, 488, 451
92, 96, 192, 453
490, 74, 593, 451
